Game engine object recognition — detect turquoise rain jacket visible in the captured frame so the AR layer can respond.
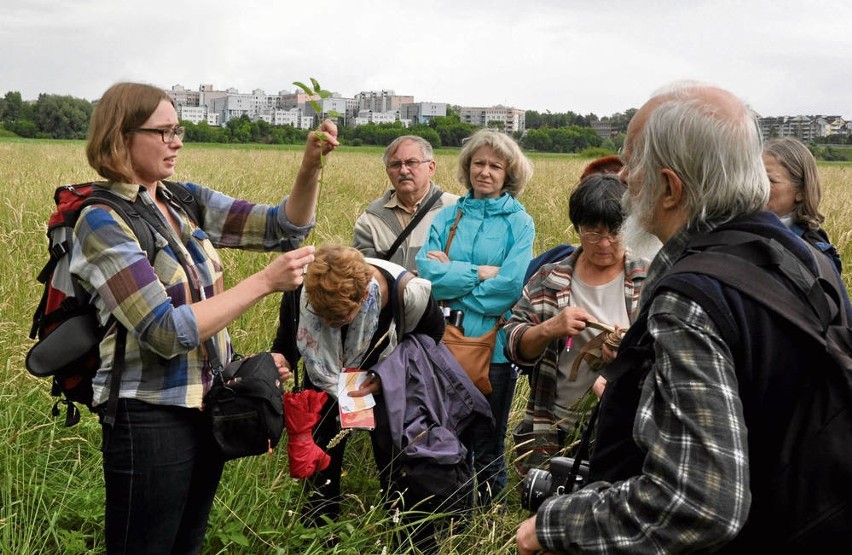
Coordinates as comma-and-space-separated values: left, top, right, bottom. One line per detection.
416, 192, 535, 363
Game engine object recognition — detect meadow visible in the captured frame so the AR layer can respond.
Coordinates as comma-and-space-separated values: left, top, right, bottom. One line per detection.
1, 139, 850, 554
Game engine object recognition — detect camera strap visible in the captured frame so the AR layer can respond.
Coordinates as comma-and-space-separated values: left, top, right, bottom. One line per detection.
570, 402, 599, 481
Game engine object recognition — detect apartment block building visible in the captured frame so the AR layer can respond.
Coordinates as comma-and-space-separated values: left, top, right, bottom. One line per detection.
459, 105, 526, 133
353, 110, 412, 127
400, 102, 447, 125
355, 90, 414, 113
758, 115, 850, 140
177, 105, 219, 126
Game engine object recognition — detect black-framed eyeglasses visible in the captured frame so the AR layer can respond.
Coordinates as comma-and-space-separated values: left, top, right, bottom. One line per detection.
128, 126, 185, 143
580, 230, 621, 244
386, 159, 432, 171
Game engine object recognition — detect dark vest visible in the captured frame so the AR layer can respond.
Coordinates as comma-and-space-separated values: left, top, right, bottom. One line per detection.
590, 213, 823, 552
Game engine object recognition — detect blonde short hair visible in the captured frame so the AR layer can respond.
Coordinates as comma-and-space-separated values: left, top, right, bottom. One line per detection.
457, 129, 533, 197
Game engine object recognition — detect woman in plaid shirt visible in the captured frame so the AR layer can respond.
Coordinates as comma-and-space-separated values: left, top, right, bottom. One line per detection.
72, 82, 336, 554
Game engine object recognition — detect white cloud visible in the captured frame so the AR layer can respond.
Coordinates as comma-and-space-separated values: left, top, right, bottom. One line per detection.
1, 0, 849, 118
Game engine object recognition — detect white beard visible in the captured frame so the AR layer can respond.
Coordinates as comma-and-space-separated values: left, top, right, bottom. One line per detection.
622, 193, 663, 261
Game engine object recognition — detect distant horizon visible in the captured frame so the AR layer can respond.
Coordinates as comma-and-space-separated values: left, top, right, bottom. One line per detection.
6, 84, 849, 122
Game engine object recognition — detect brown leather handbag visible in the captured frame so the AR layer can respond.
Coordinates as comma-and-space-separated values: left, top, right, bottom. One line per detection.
439, 209, 501, 395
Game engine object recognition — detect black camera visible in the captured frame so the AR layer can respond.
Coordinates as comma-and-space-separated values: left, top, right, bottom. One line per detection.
520, 456, 589, 512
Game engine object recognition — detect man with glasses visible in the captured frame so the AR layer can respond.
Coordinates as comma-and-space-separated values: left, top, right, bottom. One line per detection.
353, 135, 458, 272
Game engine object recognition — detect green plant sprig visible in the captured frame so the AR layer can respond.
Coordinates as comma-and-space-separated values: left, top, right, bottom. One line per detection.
293, 77, 340, 184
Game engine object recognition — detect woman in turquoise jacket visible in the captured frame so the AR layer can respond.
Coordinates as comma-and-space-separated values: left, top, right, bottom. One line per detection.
417, 128, 535, 505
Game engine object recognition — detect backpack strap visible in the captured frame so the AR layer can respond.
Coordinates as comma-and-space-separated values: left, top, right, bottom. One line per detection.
130, 197, 224, 376
667, 237, 838, 347
163, 180, 202, 227
84, 187, 159, 265
392, 271, 414, 343
101, 325, 127, 427
79, 187, 158, 427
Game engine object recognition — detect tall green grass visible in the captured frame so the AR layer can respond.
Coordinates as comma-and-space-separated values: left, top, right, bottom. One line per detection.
1, 139, 850, 554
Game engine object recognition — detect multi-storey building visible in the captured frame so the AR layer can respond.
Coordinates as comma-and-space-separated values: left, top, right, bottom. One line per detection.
177, 105, 219, 126
353, 110, 403, 126
400, 102, 447, 125
590, 120, 613, 138
458, 105, 526, 133
167, 83, 852, 142
758, 115, 850, 140
167, 84, 201, 107
355, 90, 414, 113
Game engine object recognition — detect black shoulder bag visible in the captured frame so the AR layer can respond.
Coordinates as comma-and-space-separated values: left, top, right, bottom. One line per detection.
134, 200, 284, 461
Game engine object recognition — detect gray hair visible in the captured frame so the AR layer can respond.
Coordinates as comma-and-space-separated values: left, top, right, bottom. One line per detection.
763, 137, 824, 229
383, 135, 433, 166
457, 129, 533, 197
634, 82, 769, 227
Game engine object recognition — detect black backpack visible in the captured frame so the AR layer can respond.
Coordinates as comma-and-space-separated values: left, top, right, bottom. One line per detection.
26, 181, 200, 426
665, 230, 852, 548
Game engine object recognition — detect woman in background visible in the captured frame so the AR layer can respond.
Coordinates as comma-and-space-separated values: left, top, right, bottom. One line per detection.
416, 128, 535, 506
763, 137, 842, 272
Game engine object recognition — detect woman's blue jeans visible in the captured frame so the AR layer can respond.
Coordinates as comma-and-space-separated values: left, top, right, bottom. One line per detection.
101, 399, 225, 555
467, 362, 517, 504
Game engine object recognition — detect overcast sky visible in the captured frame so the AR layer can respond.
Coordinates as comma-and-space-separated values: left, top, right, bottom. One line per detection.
2, 0, 849, 118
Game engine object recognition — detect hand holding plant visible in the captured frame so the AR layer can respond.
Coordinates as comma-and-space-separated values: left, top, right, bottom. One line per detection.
294, 78, 341, 180
305, 118, 339, 168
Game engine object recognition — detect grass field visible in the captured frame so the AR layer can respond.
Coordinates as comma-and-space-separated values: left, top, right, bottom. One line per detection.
1, 139, 850, 554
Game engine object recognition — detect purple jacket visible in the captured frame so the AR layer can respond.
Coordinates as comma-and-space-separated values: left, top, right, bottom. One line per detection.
372, 334, 493, 465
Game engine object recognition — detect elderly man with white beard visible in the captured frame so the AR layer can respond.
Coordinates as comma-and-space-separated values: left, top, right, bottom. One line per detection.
515, 81, 851, 554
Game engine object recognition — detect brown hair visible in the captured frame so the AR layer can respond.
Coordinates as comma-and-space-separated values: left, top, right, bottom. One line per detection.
304, 246, 374, 324
763, 137, 824, 229
86, 82, 173, 183
581, 155, 623, 179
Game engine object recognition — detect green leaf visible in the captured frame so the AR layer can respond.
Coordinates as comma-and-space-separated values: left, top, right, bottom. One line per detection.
310, 77, 321, 92
293, 81, 311, 95
317, 90, 332, 99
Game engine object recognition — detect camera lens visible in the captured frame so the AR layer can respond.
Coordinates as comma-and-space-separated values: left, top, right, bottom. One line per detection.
521, 468, 553, 512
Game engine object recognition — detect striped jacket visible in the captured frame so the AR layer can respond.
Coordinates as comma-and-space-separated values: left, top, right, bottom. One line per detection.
504, 250, 648, 438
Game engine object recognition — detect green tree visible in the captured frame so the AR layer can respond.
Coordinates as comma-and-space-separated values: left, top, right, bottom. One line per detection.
429, 114, 476, 147
33, 94, 93, 139
522, 128, 553, 151
6, 118, 37, 138
521, 126, 602, 153
226, 114, 253, 143
0, 91, 24, 122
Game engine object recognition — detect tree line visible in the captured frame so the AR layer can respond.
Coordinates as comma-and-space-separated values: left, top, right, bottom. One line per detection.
0, 90, 625, 154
